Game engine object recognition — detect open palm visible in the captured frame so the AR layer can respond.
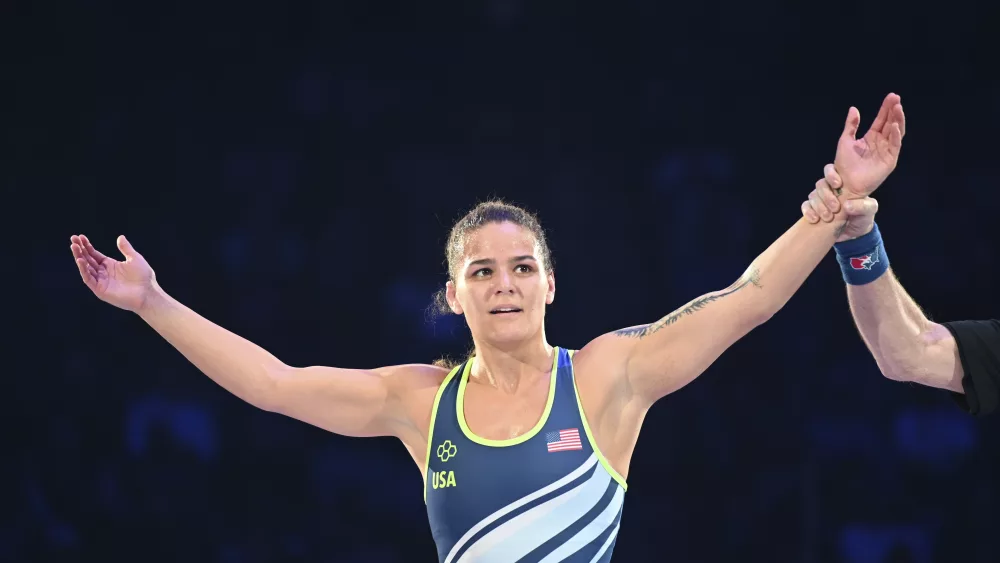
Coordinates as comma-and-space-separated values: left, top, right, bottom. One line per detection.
70, 234, 155, 311
834, 93, 906, 198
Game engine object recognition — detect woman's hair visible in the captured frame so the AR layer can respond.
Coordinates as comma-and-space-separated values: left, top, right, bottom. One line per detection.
429, 199, 554, 369
431, 348, 476, 371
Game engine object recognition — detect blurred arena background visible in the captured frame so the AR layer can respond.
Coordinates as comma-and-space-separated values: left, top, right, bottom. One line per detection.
7, 1, 998, 561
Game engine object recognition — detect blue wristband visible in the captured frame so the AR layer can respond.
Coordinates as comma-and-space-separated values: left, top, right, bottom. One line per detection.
834, 222, 889, 285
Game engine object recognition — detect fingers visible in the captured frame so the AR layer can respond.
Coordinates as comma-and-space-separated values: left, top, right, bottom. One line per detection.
71, 243, 98, 289
70, 238, 96, 271
76, 234, 110, 265
817, 179, 841, 213
823, 163, 843, 193
801, 200, 819, 223
867, 93, 901, 136
843, 197, 879, 218
887, 122, 903, 157
807, 179, 841, 222
808, 189, 831, 222
70, 241, 83, 262
804, 191, 833, 222
79, 240, 101, 271
892, 103, 906, 138
842, 106, 861, 140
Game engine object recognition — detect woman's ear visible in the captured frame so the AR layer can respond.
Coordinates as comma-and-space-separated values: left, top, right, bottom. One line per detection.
446, 280, 464, 315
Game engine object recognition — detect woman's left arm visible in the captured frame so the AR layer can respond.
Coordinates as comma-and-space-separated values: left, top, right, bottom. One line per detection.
584, 93, 906, 407
585, 210, 847, 407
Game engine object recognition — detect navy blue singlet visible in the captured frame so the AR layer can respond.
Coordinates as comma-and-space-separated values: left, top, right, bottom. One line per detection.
424, 347, 628, 563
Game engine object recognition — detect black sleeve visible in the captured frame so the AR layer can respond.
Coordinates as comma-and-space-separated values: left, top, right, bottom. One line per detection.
941, 319, 1000, 417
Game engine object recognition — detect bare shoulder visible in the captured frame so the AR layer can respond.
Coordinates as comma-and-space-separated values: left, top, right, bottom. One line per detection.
570, 332, 636, 401
573, 329, 647, 373
374, 362, 452, 389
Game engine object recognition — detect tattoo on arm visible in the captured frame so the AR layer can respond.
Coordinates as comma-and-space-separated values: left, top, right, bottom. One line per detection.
613, 266, 763, 339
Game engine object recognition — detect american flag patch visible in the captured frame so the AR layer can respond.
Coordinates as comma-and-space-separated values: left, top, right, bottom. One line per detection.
546, 428, 582, 452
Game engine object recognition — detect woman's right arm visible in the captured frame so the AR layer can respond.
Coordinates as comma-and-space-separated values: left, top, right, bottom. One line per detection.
73, 234, 442, 439
138, 286, 440, 438
139, 286, 439, 437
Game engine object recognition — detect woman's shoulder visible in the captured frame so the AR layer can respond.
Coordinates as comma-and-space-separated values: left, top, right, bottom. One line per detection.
375, 362, 454, 393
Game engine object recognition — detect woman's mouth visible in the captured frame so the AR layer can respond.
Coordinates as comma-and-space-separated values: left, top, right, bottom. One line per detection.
490, 307, 523, 315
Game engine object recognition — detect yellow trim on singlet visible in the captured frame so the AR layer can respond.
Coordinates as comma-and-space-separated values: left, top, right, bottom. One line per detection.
568, 349, 628, 491
423, 363, 464, 503
455, 347, 560, 447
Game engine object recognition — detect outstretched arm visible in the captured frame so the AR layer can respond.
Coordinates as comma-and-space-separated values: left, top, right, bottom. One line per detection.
605, 208, 849, 403
71, 234, 440, 439
137, 287, 440, 437
582, 94, 906, 407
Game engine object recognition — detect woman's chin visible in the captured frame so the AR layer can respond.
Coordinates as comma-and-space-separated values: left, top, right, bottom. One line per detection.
485, 318, 535, 343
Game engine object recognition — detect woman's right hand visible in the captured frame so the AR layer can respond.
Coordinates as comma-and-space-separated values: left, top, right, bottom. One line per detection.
71, 234, 156, 312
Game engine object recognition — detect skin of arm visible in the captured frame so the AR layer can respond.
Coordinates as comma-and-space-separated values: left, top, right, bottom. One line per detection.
844, 269, 964, 392
576, 206, 852, 414
802, 164, 965, 393
137, 285, 443, 438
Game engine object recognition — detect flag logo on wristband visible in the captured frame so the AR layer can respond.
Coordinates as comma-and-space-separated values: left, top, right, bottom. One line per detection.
850, 252, 880, 270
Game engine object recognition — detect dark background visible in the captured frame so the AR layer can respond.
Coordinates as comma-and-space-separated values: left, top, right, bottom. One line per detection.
8, 0, 999, 561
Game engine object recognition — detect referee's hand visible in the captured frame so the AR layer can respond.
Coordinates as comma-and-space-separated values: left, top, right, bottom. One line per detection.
801, 164, 879, 243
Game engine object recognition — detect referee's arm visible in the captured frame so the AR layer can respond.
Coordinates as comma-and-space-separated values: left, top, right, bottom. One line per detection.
842, 264, 1000, 416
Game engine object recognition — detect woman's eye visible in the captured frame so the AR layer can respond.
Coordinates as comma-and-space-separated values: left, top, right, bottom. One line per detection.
473, 268, 492, 277
515, 264, 533, 274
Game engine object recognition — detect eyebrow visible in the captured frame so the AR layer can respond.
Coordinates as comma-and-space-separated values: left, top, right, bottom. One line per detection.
467, 255, 537, 268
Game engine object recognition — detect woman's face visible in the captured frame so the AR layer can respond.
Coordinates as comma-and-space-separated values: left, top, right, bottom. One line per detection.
447, 222, 555, 347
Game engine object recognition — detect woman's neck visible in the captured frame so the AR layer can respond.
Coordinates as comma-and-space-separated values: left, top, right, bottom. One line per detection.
470, 338, 554, 394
